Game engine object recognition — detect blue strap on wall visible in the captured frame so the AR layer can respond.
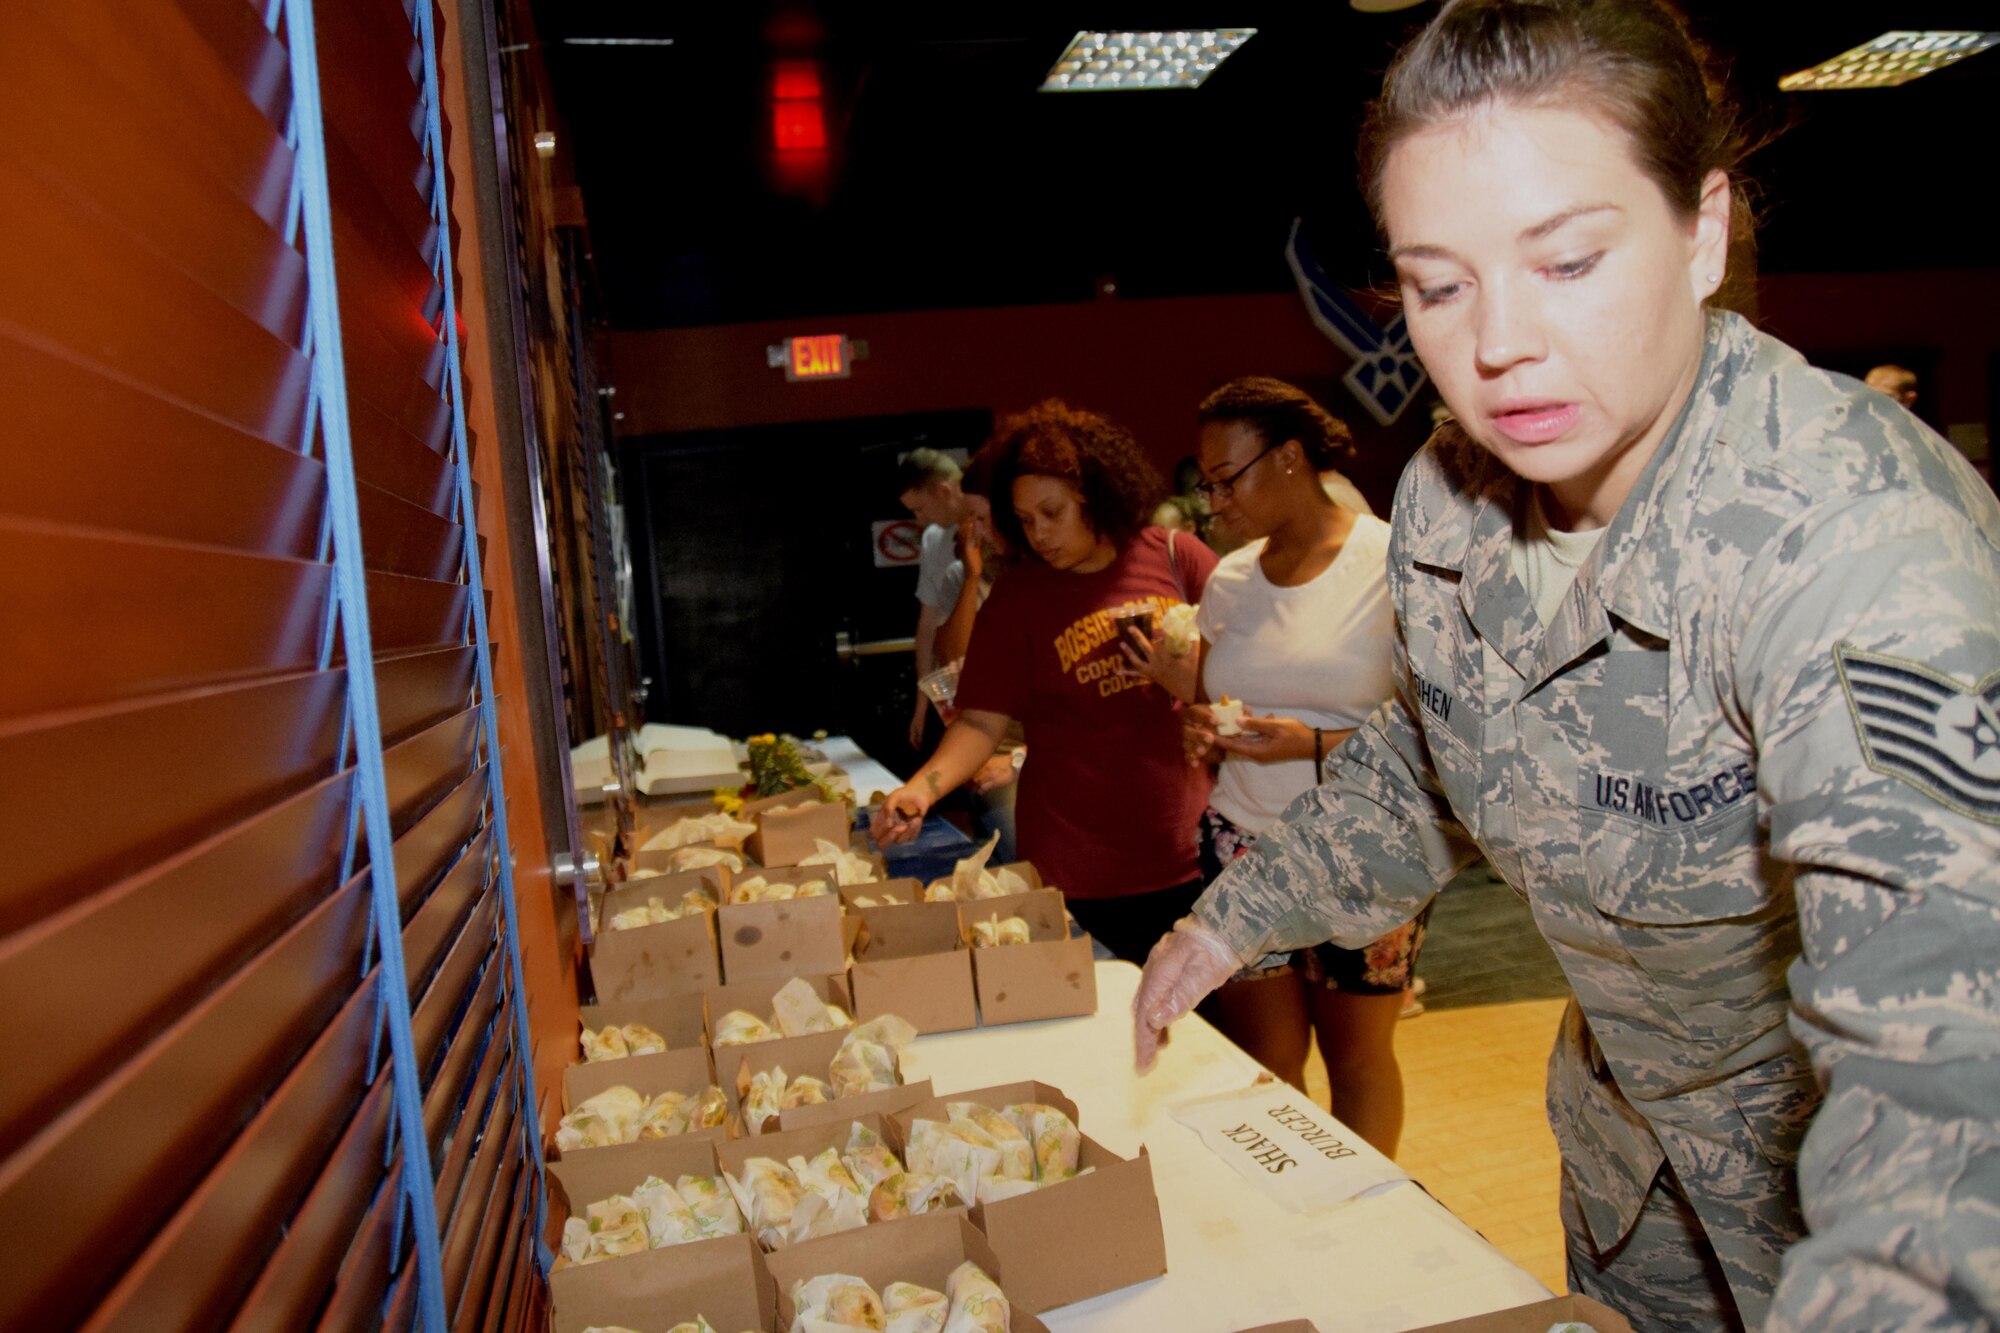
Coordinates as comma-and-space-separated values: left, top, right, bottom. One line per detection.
411, 0, 555, 1276
283, 0, 452, 1327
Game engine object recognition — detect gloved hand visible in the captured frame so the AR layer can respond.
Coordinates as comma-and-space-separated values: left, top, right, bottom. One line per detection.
1132, 916, 1244, 1072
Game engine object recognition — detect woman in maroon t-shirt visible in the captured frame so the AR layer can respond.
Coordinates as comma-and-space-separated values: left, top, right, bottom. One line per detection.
872, 400, 1218, 964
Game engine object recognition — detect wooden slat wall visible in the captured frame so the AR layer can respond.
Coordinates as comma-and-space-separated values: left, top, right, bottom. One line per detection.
0, 0, 544, 1329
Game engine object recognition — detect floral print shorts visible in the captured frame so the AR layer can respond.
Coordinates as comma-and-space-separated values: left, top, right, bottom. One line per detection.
1198, 805, 1431, 994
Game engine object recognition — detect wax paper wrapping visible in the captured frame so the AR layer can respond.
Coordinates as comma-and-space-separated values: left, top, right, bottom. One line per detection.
941, 1262, 1008, 1333
724, 1156, 806, 1249
642, 812, 756, 852
828, 1016, 915, 1097
884, 1282, 948, 1333
904, 1120, 1002, 1208
801, 837, 880, 886
945, 1103, 1033, 1183
967, 915, 1031, 948
674, 1173, 747, 1238
714, 1010, 779, 1047
790, 1273, 887, 1331
1003, 1103, 1081, 1180
555, 1085, 645, 1151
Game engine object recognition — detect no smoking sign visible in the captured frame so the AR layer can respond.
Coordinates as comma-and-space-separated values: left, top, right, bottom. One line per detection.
872, 519, 923, 568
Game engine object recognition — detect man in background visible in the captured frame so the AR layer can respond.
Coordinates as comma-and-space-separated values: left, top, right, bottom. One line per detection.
896, 448, 970, 750
1865, 363, 1919, 411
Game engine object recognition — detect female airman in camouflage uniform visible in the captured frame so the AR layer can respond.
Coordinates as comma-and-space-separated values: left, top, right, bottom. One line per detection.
1134, 3, 2000, 1329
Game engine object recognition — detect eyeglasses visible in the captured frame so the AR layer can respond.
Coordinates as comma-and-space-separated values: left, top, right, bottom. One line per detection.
1193, 442, 1280, 502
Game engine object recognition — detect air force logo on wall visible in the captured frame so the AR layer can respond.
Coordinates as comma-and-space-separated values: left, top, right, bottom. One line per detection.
1836, 645, 2000, 824
1285, 218, 1428, 427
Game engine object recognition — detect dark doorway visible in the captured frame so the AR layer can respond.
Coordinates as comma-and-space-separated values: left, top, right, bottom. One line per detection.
621, 409, 991, 772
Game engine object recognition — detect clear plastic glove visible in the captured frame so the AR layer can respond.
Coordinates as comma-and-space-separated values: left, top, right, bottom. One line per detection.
1132, 917, 1244, 1072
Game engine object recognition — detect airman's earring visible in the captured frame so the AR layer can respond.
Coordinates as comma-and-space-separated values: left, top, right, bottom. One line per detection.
1706, 273, 1720, 284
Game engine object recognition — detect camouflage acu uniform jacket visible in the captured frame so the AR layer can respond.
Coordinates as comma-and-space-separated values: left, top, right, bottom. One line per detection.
1193, 311, 2000, 1329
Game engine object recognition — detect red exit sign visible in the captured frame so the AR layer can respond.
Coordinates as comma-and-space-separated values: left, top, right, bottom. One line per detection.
787, 334, 850, 381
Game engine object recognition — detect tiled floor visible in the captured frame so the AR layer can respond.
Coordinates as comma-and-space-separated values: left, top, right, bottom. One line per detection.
1303, 864, 1574, 1294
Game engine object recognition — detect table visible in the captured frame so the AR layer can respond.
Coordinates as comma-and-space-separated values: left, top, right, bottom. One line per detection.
900, 962, 1552, 1333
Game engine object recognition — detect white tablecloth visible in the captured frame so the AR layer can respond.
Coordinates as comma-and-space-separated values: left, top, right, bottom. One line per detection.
900, 962, 1552, 1333
816, 734, 903, 804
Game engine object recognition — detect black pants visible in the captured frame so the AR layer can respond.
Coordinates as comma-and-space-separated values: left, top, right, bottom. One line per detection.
1065, 877, 1208, 968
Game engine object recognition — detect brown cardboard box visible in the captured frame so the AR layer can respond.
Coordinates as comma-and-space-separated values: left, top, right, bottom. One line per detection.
718, 1027, 852, 1134
549, 1231, 776, 1333
714, 1111, 895, 1189
891, 1081, 1166, 1314
579, 992, 710, 1053
741, 788, 852, 867
549, 1134, 723, 1235
778, 1079, 935, 1133
631, 844, 741, 878
564, 1044, 720, 1110
720, 1022, 930, 1138
837, 876, 925, 909
561, 1046, 733, 1151
1400, 1295, 1637, 1333
592, 874, 725, 1001
962, 890, 1098, 1025
764, 1211, 1052, 1333
631, 796, 735, 850
847, 900, 978, 1034
704, 973, 853, 1047
613, 865, 728, 903
716, 890, 848, 983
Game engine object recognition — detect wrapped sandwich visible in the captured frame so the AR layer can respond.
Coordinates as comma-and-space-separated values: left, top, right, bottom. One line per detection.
922, 833, 1032, 902
724, 1156, 807, 1249
883, 1282, 949, 1333
641, 811, 756, 852
942, 1262, 1009, 1333
828, 1016, 916, 1098
967, 914, 1031, 948
800, 837, 880, 886
790, 1273, 887, 1331
581, 1021, 668, 1061
675, 1172, 748, 1238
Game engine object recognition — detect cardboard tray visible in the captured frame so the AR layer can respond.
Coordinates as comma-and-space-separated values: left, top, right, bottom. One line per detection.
704, 973, 853, 1048
549, 1134, 724, 1230
560, 1046, 734, 1152
719, 1024, 931, 1138
764, 1211, 1052, 1333
891, 1080, 1166, 1314
714, 1111, 895, 1185
592, 873, 725, 1001
716, 892, 848, 983
847, 899, 978, 1034
961, 890, 1098, 1025
549, 1231, 775, 1333
580, 992, 710, 1053
741, 789, 853, 868
837, 876, 925, 909
631, 844, 743, 877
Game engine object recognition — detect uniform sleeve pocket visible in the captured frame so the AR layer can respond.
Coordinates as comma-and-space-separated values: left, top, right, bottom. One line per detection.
1729, 1053, 1823, 1167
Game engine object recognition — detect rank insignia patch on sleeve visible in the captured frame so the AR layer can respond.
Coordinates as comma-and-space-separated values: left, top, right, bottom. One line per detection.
1836, 644, 2000, 823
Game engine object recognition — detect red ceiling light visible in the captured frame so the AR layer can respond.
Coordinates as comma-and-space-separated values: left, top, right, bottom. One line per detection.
772, 101, 827, 151
772, 60, 823, 100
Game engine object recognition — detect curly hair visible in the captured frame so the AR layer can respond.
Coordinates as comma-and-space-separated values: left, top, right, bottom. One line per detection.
1197, 377, 1358, 472
985, 399, 1164, 553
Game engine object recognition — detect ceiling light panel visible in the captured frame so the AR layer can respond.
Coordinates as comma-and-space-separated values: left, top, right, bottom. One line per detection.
1041, 29, 1255, 92
1779, 30, 1997, 91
